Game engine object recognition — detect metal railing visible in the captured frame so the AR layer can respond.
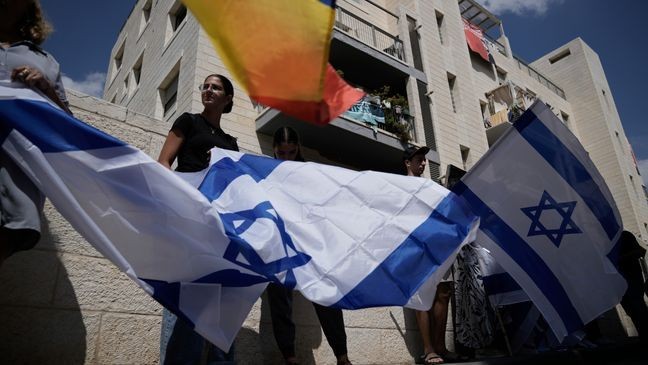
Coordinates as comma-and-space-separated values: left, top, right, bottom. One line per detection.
334, 6, 406, 62
514, 55, 566, 99
342, 96, 416, 142
483, 33, 507, 56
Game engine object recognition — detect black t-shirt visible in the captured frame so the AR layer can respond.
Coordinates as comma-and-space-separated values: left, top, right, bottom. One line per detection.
171, 112, 239, 172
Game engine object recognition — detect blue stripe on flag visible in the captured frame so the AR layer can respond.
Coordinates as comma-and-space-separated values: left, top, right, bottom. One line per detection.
199, 155, 282, 201
483, 272, 521, 295
514, 110, 620, 240
454, 181, 583, 333
0, 98, 125, 152
333, 192, 475, 309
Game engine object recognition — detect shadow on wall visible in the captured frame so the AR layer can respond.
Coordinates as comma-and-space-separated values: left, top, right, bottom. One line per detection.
236, 291, 325, 364
401, 308, 424, 360
0, 216, 87, 364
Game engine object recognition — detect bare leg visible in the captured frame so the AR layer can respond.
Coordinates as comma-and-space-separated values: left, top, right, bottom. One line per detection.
432, 282, 453, 355
416, 309, 434, 355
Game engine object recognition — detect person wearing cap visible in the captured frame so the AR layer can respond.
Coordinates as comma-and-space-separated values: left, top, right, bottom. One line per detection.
403, 146, 430, 178
403, 146, 455, 364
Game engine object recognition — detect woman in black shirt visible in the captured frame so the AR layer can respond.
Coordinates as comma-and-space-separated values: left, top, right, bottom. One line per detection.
157, 74, 238, 364
158, 74, 238, 171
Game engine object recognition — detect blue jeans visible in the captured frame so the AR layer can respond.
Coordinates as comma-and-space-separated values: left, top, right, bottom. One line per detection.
160, 309, 235, 364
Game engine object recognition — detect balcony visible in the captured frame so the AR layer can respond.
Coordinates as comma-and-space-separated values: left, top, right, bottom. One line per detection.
256, 105, 419, 174
483, 83, 535, 146
254, 2, 428, 173
342, 94, 416, 143
483, 33, 507, 56
514, 56, 566, 99
334, 5, 405, 63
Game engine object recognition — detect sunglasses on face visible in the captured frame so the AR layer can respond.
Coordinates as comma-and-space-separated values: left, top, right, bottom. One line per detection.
198, 83, 223, 92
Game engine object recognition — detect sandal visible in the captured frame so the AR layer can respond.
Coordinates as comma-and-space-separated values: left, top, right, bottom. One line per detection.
421, 352, 445, 364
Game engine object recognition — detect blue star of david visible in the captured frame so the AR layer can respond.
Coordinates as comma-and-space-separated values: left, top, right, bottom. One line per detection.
219, 201, 311, 289
139, 202, 311, 327
521, 191, 582, 247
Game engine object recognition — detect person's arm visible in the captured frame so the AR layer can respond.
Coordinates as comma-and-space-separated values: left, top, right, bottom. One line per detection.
11, 65, 72, 115
157, 129, 185, 170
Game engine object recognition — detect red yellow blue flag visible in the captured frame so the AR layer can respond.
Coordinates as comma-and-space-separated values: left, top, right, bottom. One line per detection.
183, 0, 364, 124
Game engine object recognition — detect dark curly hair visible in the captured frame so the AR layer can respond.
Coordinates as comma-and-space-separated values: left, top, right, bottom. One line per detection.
16, 0, 53, 45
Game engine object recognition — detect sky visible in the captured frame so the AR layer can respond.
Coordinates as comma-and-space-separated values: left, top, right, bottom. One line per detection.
38, 0, 647, 185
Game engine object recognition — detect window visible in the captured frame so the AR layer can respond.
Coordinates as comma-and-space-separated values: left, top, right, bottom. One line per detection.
139, 0, 152, 34
159, 62, 180, 119
480, 100, 490, 127
549, 48, 571, 64
560, 111, 570, 129
447, 73, 457, 113
165, 1, 187, 45
460, 145, 470, 170
132, 53, 144, 88
496, 68, 507, 84
127, 53, 143, 98
170, 2, 187, 32
435, 11, 445, 45
429, 161, 441, 183
123, 76, 129, 99
112, 41, 125, 79
602, 89, 611, 109
630, 175, 638, 197
162, 75, 178, 117
615, 131, 625, 154
408, 16, 424, 71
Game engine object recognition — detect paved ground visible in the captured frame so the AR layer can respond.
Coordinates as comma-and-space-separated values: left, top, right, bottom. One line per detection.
455, 338, 647, 365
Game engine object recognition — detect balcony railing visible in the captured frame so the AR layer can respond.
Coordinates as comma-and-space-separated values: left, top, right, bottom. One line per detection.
342, 95, 416, 142
483, 32, 507, 56
334, 6, 406, 62
514, 55, 566, 99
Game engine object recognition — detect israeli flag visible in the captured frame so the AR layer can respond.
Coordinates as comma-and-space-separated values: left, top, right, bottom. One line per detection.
0, 82, 478, 350
454, 101, 627, 340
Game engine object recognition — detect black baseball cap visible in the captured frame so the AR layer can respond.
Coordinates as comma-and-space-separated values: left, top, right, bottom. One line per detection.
403, 145, 430, 161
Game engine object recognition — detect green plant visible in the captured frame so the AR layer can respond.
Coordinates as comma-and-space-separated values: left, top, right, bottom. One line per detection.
372, 86, 412, 142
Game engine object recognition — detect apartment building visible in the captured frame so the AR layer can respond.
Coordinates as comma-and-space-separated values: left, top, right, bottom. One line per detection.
104, 0, 648, 242
87, 0, 648, 362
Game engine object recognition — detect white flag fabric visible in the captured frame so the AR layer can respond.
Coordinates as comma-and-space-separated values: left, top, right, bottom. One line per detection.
0, 82, 478, 350
479, 246, 529, 307
454, 101, 626, 340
